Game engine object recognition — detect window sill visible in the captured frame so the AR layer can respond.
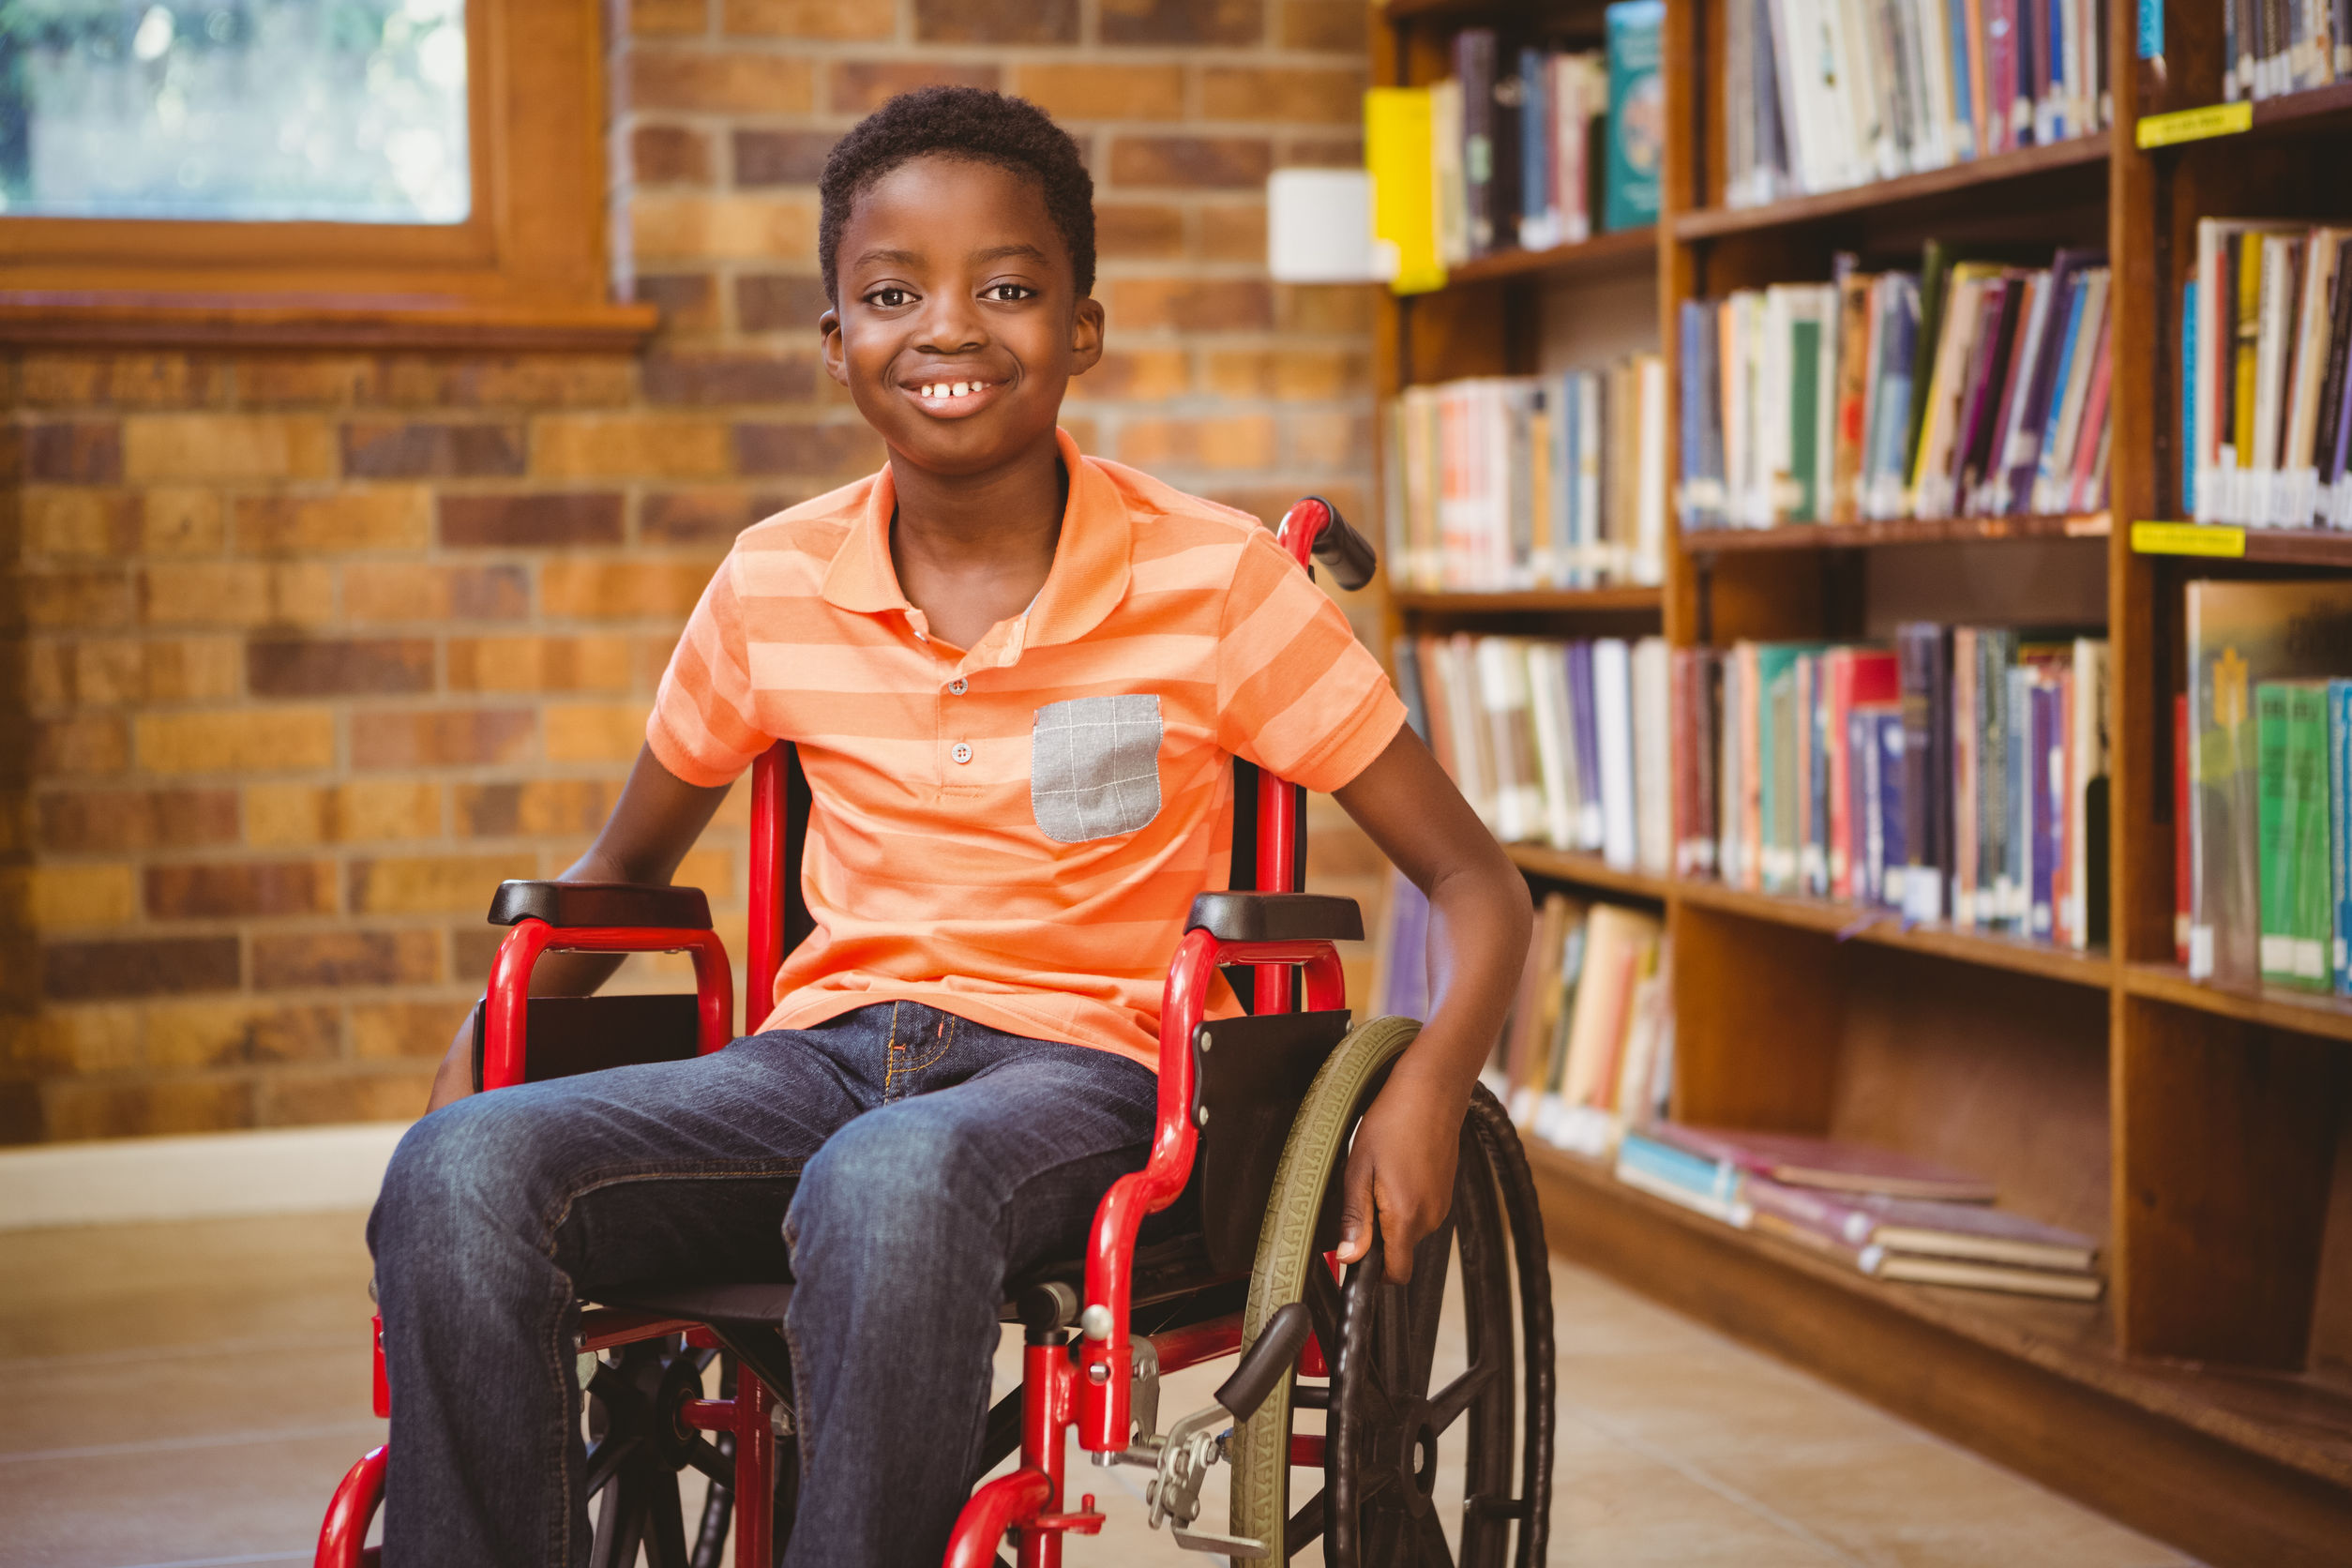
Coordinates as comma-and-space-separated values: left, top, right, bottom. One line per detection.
0, 290, 662, 354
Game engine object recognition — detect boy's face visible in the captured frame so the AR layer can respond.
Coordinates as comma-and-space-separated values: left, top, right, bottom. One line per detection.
822, 155, 1103, 477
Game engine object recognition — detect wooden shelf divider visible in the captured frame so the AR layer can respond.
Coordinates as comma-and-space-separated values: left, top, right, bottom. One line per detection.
1389, 585, 1665, 614
2122, 962, 2352, 1047
1687, 512, 2111, 552
1673, 877, 2114, 987
1440, 225, 1660, 288
1503, 844, 1670, 899
1672, 135, 2110, 239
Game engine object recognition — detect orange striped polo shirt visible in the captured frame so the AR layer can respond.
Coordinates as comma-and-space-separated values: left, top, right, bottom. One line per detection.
647, 428, 1406, 1069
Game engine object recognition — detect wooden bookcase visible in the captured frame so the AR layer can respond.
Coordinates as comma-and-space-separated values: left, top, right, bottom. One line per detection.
1370, 2, 2352, 1560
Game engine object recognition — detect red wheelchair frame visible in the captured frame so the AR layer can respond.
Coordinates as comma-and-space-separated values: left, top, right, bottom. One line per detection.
316, 498, 1373, 1568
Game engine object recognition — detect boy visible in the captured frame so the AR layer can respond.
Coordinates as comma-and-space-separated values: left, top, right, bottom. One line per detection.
371, 87, 1530, 1568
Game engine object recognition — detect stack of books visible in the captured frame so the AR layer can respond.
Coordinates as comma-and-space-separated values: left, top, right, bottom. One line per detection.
1616, 1124, 2104, 1300
1453, 893, 1672, 1153
1385, 362, 1669, 591
1680, 244, 2113, 532
2185, 220, 2352, 530
1395, 633, 1673, 873
1673, 626, 2111, 943
2179, 580, 2352, 995
1375, 4, 1664, 270
2217, 0, 2352, 101
1721, 0, 2114, 209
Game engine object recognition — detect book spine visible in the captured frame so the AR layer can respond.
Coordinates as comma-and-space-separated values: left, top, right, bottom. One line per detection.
1457, 30, 1500, 257
2031, 675, 2059, 939
2178, 689, 2194, 965
2333, 680, 2352, 995
1879, 709, 1909, 903
2290, 683, 2331, 988
1605, 1, 1666, 232
2258, 682, 2298, 985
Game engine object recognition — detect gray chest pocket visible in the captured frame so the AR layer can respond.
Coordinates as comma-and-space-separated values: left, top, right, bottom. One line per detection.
1030, 694, 1164, 844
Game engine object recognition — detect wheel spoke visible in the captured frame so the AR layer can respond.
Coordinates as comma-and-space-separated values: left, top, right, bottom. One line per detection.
1286, 1487, 1327, 1557
683, 1435, 734, 1488
582, 1431, 642, 1498
1425, 1357, 1502, 1435
642, 1463, 690, 1568
1399, 1220, 1455, 1397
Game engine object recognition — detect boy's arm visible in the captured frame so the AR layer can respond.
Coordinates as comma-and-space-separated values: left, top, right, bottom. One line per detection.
425, 745, 735, 1110
1330, 726, 1533, 1283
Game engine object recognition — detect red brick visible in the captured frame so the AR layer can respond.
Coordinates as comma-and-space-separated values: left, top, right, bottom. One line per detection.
446, 636, 633, 693
1109, 136, 1272, 189
541, 561, 715, 619
146, 1002, 341, 1068
732, 128, 837, 187
732, 420, 884, 475
234, 491, 430, 553
1096, 203, 1186, 259
340, 421, 527, 478
352, 709, 536, 769
641, 487, 798, 543
628, 50, 815, 113
145, 862, 336, 919
1275, 135, 1364, 168
1011, 63, 1185, 120
1201, 66, 1365, 124
1199, 201, 1268, 262
247, 638, 436, 697
44, 937, 241, 1001
259, 1069, 437, 1127
43, 1080, 255, 1140
632, 0, 708, 32
38, 790, 240, 853
721, 0, 894, 38
637, 273, 722, 334
736, 275, 832, 334
453, 926, 505, 982
829, 61, 1002, 116
1276, 282, 1376, 334
350, 853, 535, 915
252, 930, 440, 989
20, 352, 222, 408
1118, 415, 1278, 472
1106, 278, 1274, 332
35, 716, 129, 776
1280, 0, 1361, 50
913, 0, 1078, 42
633, 124, 714, 185
1074, 349, 1191, 401
23, 490, 140, 555
347, 564, 532, 624
232, 356, 374, 406
1101, 0, 1263, 45
453, 779, 622, 837
25, 422, 123, 483
23, 569, 134, 631
438, 492, 626, 548
353, 1002, 470, 1061
642, 351, 816, 405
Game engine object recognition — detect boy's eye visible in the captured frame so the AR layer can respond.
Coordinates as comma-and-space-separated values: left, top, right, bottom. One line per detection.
984, 282, 1035, 303
866, 287, 913, 309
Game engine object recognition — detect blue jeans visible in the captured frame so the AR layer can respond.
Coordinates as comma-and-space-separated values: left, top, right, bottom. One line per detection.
369, 1002, 1160, 1568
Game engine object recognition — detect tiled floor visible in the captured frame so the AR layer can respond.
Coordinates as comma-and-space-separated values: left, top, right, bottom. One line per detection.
0, 1211, 2194, 1567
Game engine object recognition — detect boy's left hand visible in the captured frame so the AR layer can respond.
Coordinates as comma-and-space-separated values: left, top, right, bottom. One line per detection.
1333, 1070, 1466, 1284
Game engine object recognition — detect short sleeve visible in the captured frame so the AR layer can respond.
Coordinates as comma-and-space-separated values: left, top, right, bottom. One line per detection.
646, 552, 772, 788
1215, 527, 1407, 793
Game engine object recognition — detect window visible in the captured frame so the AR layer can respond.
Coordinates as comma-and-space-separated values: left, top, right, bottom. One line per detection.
3, 0, 471, 223
0, 0, 650, 351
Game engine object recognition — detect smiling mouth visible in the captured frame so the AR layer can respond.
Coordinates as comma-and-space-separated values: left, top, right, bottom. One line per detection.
907, 377, 1003, 415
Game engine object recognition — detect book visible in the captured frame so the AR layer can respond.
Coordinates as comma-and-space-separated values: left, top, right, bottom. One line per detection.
1742, 1177, 2100, 1270
2334, 680, 2352, 996
1650, 1123, 2000, 1201
2257, 680, 2333, 989
1604, 1, 1666, 233
1364, 87, 1446, 295
1616, 1129, 1753, 1226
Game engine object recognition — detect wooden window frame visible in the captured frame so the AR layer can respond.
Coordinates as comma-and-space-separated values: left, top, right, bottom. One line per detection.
0, 0, 654, 352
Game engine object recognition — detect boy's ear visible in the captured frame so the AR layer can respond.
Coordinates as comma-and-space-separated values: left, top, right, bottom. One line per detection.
819, 308, 848, 387
1068, 296, 1106, 378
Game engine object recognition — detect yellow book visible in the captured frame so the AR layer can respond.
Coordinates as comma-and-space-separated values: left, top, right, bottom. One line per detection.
2234, 231, 2263, 464
1364, 86, 1446, 295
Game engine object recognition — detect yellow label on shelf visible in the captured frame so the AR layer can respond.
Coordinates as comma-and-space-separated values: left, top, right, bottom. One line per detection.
2132, 520, 2247, 556
2134, 102, 2254, 148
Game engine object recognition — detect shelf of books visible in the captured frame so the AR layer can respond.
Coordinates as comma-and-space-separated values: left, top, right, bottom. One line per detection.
1366, 0, 2352, 1557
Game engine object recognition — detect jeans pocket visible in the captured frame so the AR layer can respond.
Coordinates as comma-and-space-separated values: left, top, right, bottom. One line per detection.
1030, 694, 1164, 843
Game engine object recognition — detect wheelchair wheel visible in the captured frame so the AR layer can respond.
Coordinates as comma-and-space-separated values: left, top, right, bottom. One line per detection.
1229, 1017, 1554, 1565
583, 1341, 787, 1568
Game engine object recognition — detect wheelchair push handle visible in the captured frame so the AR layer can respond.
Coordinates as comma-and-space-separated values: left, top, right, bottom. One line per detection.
1214, 1301, 1313, 1425
1279, 495, 1378, 593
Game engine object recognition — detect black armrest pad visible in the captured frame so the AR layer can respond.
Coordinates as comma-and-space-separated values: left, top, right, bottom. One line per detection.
1186, 892, 1363, 942
487, 881, 712, 929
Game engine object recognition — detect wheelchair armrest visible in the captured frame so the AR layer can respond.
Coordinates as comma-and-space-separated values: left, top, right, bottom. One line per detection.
1185, 892, 1363, 943
487, 880, 712, 930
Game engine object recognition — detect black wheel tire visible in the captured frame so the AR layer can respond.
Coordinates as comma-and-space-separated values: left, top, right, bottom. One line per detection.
1229, 1020, 1554, 1566
584, 1342, 783, 1568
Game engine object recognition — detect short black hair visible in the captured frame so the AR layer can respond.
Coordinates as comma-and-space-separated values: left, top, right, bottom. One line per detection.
818, 86, 1096, 306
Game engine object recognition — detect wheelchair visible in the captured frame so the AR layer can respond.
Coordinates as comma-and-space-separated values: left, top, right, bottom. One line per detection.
315, 498, 1556, 1567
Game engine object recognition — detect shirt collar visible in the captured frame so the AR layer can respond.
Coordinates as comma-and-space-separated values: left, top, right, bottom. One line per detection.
819, 428, 1132, 660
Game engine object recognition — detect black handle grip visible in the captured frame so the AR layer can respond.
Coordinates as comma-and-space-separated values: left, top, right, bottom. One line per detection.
1214, 1301, 1313, 1423
1298, 495, 1378, 592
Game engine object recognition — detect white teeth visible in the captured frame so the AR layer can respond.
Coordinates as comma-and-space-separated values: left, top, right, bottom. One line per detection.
952, 382, 970, 397
924, 384, 942, 399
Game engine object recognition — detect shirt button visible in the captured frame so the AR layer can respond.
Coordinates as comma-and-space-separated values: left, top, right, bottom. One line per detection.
951, 742, 972, 765
948, 678, 968, 696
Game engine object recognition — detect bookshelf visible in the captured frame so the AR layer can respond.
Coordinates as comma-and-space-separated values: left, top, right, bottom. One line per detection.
1370, 0, 2352, 1560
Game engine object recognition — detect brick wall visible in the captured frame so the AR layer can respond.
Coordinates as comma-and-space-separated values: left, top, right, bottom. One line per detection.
0, 0, 1380, 1144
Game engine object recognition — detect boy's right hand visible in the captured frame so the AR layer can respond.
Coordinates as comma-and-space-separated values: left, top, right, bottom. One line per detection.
426, 1019, 476, 1113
